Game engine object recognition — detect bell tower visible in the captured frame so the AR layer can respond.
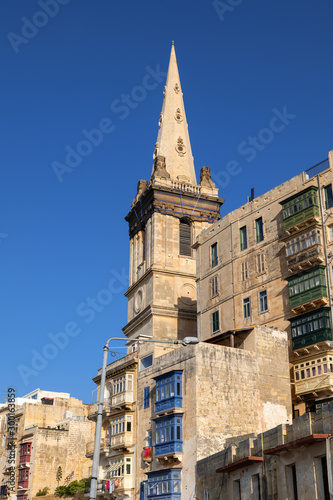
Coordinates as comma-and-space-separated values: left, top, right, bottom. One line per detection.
123, 43, 224, 343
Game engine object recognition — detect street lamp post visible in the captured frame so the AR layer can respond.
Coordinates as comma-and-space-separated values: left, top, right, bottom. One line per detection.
89, 336, 199, 500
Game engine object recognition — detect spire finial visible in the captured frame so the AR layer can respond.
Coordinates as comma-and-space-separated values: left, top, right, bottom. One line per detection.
171, 40, 174, 46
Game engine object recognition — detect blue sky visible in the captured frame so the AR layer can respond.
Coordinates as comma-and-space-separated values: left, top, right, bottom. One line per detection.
1, 0, 333, 403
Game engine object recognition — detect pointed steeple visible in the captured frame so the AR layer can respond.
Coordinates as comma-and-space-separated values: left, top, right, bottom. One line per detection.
151, 43, 197, 186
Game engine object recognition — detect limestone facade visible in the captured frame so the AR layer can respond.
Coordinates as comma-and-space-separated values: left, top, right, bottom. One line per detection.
197, 403, 333, 500
0, 390, 94, 500
195, 152, 333, 412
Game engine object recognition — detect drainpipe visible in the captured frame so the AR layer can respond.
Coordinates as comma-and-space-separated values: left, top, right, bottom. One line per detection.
317, 175, 333, 331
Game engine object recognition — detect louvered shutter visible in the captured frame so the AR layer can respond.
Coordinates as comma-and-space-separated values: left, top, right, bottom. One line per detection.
179, 222, 191, 256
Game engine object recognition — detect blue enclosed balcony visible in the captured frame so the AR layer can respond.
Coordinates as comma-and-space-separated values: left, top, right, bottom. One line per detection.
146, 468, 181, 500
154, 371, 182, 413
155, 415, 183, 459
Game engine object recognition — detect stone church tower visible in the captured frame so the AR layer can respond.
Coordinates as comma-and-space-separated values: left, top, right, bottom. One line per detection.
123, 44, 224, 344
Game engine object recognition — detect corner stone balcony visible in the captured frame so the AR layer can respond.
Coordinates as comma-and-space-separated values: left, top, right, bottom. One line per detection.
110, 432, 133, 451
86, 438, 110, 457
111, 390, 134, 409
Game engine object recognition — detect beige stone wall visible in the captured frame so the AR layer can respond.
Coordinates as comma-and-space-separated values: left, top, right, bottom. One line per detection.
30, 420, 94, 497
195, 328, 292, 461
31, 428, 68, 496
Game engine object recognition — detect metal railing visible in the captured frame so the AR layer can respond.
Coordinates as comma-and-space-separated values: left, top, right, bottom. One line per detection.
305, 158, 330, 179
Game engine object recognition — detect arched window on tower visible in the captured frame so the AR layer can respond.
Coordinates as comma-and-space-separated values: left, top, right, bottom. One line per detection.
179, 219, 192, 256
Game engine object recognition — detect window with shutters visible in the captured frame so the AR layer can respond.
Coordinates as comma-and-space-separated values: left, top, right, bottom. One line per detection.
240, 226, 247, 251
179, 220, 191, 256
211, 275, 218, 297
212, 310, 220, 333
211, 243, 218, 267
255, 217, 264, 243
144, 387, 150, 409
256, 253, 265, 274
241, 261, 248, 280
243, 297, 251, 318
324, 184, 333, 209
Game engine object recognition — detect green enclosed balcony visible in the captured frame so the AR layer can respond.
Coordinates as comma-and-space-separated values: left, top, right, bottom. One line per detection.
287, 265, 328, 312
281, 186, 319, 231
290, 308, 332, 350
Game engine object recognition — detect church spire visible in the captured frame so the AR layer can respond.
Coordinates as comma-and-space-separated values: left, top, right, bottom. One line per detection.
151, 43, 197, 186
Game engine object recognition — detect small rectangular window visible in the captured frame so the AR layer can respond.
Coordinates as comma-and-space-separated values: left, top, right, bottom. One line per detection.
240, 226, 247, 251
140, 354, 153, 371
259, 290, 268, 313
243, 297, 251, 318
204, 488, 210, 500
144, 387, 150, 409
255, 217, 264, 243
212, 310, 220, 333
211, 243, 218, 267
324, 185, 333, 209
211, 275, 218, 297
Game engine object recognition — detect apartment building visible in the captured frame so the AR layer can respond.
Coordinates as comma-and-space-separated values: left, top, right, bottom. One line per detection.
0, 389, 94, 500
195, 153, 333, 415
